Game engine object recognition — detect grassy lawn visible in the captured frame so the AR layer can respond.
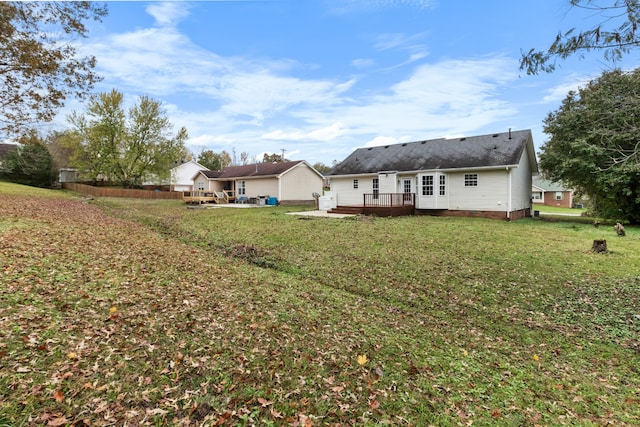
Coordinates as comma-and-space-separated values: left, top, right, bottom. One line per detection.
534, 204, 584, 215
1, 182, 639, 426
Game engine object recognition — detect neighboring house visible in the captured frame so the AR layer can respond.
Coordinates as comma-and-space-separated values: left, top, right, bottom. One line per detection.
58, 168, 79, 183
532, 178, 573, 208
326, 129, 538, 220
142, 160, 209, 191
0, 143, 18, 172
170, 160, 209, 192
192, 160, 324, 205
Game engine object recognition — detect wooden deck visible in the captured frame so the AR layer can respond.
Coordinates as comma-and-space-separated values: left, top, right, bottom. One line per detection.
328, 193, 415, 217
183, 190, 236, 204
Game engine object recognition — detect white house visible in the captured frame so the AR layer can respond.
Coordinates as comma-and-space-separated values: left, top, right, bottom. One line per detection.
169, 160, 209, 192
192, 160, 324, 205
326, 129, 538, 220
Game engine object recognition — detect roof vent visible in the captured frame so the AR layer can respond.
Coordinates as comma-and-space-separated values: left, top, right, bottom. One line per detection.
460, 137, 466, 141
401, 143, 407, 146
492, 134, 499, 137
421, 141, 426, 144
384, 145, 389, 148
367, 148, 372, 150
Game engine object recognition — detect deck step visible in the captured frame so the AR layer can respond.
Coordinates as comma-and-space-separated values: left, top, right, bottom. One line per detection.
328, 206, 364, 215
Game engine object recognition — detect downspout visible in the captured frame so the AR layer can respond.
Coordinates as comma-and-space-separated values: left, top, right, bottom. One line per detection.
507, 167, 512, 220
278, 175, 282, 201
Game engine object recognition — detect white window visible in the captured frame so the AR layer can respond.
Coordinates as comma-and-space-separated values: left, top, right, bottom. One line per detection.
555, 191, 563, 200
197, 181, 205, 190
238, 180, 246, 195
439, 175, 446, 196
421, 175, 433, 196
464, 173, 478, 187
353, 179, 359, 189
403, 179, 411, 194
372, 178, 379, 198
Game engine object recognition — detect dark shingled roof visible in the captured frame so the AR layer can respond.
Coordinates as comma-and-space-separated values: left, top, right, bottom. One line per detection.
328, 129, 533, 176
200, 160, 305, 179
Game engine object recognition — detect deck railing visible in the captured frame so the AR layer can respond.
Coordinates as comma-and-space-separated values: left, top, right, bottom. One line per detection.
363, 192, 415, 208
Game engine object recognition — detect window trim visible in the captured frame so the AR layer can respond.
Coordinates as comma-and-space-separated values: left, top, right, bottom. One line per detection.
353, 179, 359, 189
238, 180, 246, 195
422, 175, 434, 196
464, 173, 478, 187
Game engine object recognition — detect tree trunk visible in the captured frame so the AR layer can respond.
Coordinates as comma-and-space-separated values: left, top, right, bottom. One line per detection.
591, 239, 607, 253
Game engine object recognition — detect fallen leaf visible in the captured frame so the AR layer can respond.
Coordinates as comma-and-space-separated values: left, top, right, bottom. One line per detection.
357, 354, 368, 365
258, 397, 272, 407
375, 365, 384, 378
47, 417, 68, 427
53, 389, 64, 403
67, 352, 77, 359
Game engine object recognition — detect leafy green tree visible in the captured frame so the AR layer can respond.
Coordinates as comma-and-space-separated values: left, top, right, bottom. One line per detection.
197, 149, 232, 170
312, 162, 331, 174
0, 1, 108, 138
68, 89, 188, 188
540, 69, 640, 222
521, 1, 640, 74
1, 130, 56, 187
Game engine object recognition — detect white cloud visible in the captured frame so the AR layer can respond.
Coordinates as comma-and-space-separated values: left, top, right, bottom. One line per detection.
364, 135, 413, 147
351, 58, 375, 68
542, 74, 592, 103
327, 0, 436, 14
262, 122, 348, 142
146, 2, 191, 27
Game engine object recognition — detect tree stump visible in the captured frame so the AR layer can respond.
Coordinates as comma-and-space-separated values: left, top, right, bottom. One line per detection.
591, 239, 607, 253
614, 222, 626, 236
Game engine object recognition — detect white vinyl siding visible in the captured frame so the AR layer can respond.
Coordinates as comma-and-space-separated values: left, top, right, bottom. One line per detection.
278, 163, 323, 201
329, 176, 372, 205
509, 149, 534, 211
447, 170, 508, 211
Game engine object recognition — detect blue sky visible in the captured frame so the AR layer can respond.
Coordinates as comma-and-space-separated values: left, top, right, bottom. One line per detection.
53, 0, 640, 165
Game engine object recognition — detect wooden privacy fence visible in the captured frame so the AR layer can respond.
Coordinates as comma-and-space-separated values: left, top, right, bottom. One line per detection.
62, 183, 183, 200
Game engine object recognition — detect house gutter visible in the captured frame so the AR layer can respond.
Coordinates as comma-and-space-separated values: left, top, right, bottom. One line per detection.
327, 164, 521, 179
